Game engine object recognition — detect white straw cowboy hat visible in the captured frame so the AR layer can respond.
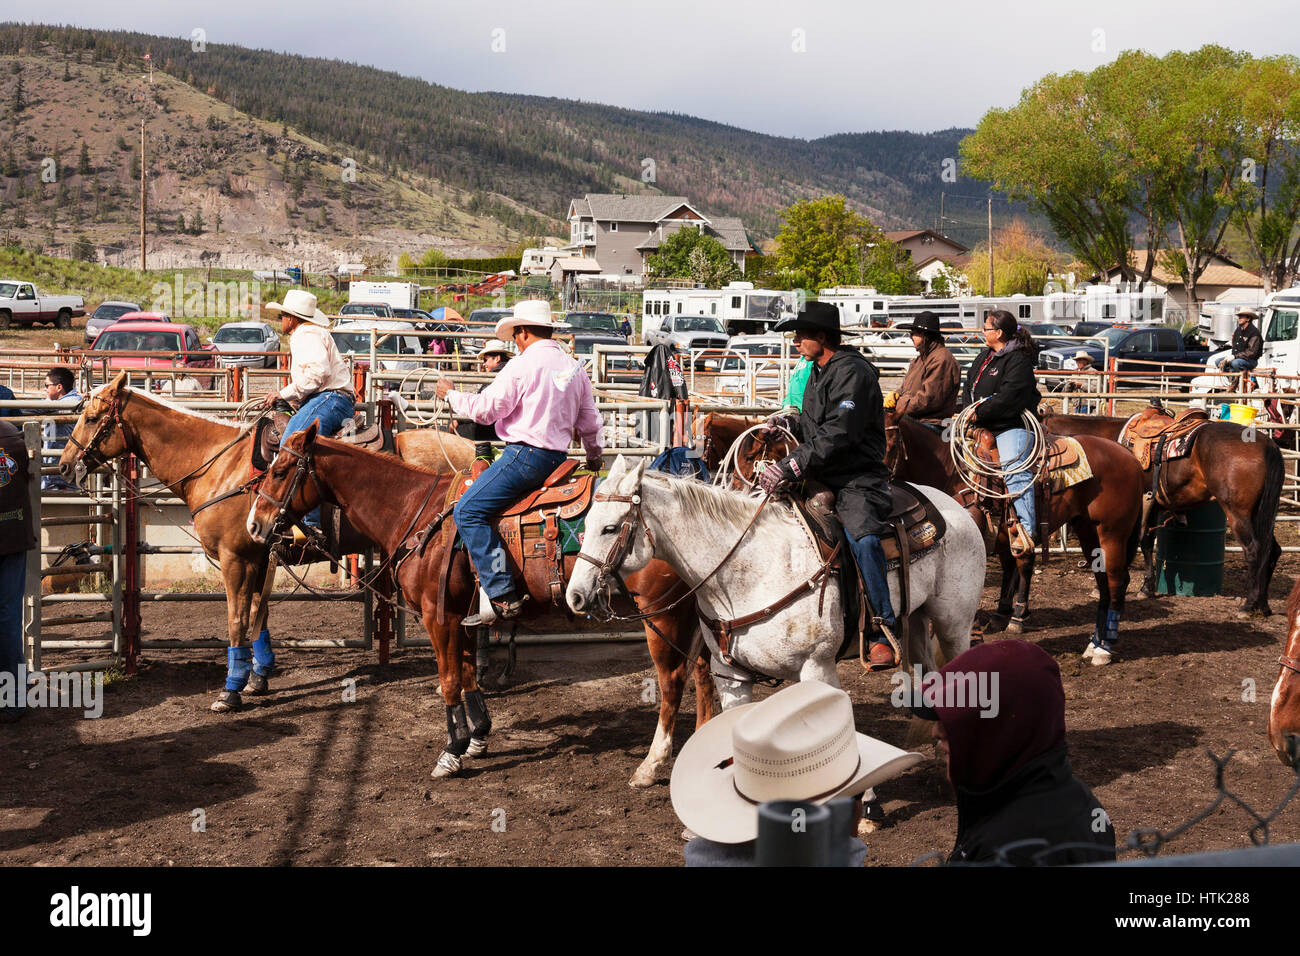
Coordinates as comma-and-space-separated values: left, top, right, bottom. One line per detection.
494, 299, 558, 338
670, 681, 924, 844
1072, 350, 1094, 363
265, 289, 330, 327
478, 338, 515, 360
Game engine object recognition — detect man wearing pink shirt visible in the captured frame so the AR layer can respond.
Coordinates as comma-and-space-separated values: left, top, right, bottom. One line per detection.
435, 300, 604, 619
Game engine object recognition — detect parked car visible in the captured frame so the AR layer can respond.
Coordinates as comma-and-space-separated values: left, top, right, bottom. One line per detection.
83, 300, 143, 345
1038, 325, 1208, 384
0, 280, 86, 329
1070, 320, 1121, 338
564, 311, 629, 343
568, 331, 629, 369
210, 321, 281, 368
87, 320, 218, 389
330, 318, 426, 374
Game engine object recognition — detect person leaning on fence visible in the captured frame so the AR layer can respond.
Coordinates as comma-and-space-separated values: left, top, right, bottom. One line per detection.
258, 290, 356, 537
914, 640, 1116, 866
962, 310, 1042, 557
435, 300, 604, 621
1064, 351, 1097, 414
672, 680, 923, 866
884, 310, 960, 427
0, 420, 35, 724
1216, 308, 1263, 374
41, 367, 81, 493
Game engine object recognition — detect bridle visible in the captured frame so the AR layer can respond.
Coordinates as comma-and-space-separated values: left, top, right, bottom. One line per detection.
254, 443, 332, 539
64, 396, 127, 476
1279, 652, 1300, 676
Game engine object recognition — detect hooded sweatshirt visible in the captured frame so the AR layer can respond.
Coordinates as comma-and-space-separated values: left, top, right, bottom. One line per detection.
928, 641, 1116, 866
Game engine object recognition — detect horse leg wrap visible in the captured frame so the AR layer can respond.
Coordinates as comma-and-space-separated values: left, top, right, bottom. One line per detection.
1101, 609, 1121, 649
252, 629, 275, 677
445, 701, 471, 757
464, 688, 492, 739
225, 646, 253, 692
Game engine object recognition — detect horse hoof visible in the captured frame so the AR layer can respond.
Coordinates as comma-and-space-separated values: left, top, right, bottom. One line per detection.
1089, 587, 1100, 600
466, 737, 489, 758
629, 766, 659, 789
430, 752, 462, 779
985, 615, 1008, 634
246, 672, 271, 696
1006, 618, 1025, 635
210, 691, 242, 713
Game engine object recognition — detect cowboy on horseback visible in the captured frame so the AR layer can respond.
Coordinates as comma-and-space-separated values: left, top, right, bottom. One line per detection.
435, 300, 604, 621
884, 310, 960, 430
258, 289, 356, 536
753, 301, 900, 671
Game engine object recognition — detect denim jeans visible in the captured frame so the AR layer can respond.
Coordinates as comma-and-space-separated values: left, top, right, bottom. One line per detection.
282, 390, 355, 529
0, 552, 26, 715
995, 427, 1036, 537
847, 532, 896, 636
454, 443, 569, 599
1218, 356, 1258, 373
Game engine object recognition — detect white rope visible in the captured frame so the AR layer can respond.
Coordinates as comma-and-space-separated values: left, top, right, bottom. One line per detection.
949, 402, 1047, 500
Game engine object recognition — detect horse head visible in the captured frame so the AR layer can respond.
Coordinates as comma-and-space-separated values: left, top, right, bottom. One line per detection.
566, 454, 652, 616
246, 421, 325, 543
59, 371, 130, 487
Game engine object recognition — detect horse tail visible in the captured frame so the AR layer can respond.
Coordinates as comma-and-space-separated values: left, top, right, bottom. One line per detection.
1254, 437, 1284, 559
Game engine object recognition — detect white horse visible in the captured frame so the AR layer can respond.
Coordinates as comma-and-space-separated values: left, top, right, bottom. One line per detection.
567, 456, 985, 710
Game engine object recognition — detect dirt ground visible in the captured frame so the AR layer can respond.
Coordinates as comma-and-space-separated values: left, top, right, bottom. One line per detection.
2, 549, 1299, 867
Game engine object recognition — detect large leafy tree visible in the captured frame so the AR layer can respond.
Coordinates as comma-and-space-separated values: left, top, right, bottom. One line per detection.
645, 228, 739, 285
962, 219, 1067, 296
775, 195, 889, 289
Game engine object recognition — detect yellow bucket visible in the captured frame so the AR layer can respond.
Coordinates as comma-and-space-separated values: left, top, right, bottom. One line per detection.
1226, 403, 1257, 424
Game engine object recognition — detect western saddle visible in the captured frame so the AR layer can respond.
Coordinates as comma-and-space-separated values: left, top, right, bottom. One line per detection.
251, 410, 394, 473
1119, 405, 1210, 471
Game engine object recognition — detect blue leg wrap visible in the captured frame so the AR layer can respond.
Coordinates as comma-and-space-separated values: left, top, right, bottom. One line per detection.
225, 646, 253, 692
1101, 609, 1121, 649
252, 629, 274, 676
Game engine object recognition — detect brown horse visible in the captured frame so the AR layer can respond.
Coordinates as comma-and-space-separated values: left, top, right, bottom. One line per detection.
246, 424, 719, 781
1267, 577, 1300, 765
884, 409, 1146, 657
1042, 408, 1284, 616
695, 412, 796, 488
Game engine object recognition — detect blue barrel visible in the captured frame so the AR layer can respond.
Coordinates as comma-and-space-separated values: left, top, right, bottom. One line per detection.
1155, 502, 1226, 596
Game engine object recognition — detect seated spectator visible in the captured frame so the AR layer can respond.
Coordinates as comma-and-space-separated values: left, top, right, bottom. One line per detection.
671, 680, 923, 866
913, 640, 1116, 865
41, 368, 81, 492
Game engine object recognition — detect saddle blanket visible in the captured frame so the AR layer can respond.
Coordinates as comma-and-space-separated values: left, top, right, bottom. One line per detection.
1046, 437, 1093, 493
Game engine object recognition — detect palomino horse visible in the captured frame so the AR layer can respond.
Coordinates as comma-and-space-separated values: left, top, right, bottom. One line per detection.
883, 409, 1145, 655
566, 456, 985, 709
1042, 409, 1284, 616
1267, 577, 1300, 766
56, 373, 498, 712
245, 424, 718, 783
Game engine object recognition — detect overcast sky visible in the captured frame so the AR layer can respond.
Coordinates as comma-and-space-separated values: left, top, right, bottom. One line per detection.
22, 0, 1300, 139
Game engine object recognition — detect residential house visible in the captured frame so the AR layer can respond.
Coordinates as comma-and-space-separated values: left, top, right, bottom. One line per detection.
565, 193, 759, 280
884, 230, 970, 293
1095, 250, 1265, 321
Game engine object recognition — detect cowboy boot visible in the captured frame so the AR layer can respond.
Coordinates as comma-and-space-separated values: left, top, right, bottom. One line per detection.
1008, 518, 1035, 558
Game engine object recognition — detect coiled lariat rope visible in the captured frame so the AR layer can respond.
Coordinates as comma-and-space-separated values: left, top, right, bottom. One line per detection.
949, 403, 1048, 500
712, 423, 799, 491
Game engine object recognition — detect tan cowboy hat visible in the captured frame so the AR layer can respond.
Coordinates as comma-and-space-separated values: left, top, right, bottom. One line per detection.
1237, 307, 1260, 320
494, 299, 558, 338
265, 289, 330, 327
1072, 350, 1094, 363
670, 681, 924, 844
478, 338, 515, 361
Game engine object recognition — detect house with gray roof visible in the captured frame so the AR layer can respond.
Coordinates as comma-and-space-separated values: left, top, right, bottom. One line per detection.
565, 193, 759, 280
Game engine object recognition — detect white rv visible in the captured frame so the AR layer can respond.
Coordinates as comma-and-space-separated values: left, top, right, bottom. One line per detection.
347, 281, 420, 311
819, 287, 892, 329
642, 282, 796, 340
1044, 285, 1167, 327
520, 246, 563, 276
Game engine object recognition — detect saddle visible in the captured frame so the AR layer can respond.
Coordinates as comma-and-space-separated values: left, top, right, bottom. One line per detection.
1120, 406, 1209, 470
251, 411, 395, 473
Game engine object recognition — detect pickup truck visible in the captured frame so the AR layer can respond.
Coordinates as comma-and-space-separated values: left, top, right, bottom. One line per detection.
1038, 325, 1208, 384
0, 280, 87, 329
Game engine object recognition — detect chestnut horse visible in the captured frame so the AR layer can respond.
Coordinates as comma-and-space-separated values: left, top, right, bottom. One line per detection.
1043, 409, 1284, 616
883, 409, 1146, 657
246, 424, 719, 782
695, 412, 796, 488
1267, 577, 1300, 766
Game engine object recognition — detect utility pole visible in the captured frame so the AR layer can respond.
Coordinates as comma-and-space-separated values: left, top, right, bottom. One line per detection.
139, 120, 147, 272
987, 195, 994, 297
939, 193, 945, 237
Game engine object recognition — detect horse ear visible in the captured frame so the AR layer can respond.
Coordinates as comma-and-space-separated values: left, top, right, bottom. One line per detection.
110, 371, 129, 393
304, 420, 319, 445
624, 456, 647, 490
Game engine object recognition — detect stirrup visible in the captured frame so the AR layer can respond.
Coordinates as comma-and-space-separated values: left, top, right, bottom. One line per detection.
490, 593, 526, 620
1008, 520, 1035, 557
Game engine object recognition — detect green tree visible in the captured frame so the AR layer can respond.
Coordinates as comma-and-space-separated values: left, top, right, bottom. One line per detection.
773, 196, 879, 288
645, 227, 739, 284
963, 219, 1067, 296
10, 72, 23, 114
190, 209, 204, 234
72, 234, 95, 262
176, 213, 186, 233
77, 141, 91, 175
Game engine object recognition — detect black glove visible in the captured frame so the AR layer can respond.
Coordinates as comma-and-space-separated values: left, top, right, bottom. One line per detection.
758, 460, 792, 495
765, 413, 798, 435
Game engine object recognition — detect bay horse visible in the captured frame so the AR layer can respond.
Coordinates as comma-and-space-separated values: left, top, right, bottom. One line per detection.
567, 455, 985, 710
883, 409, 1145, 657
1042, 409, 1284, 616
245, 424, 718, 783
1267, 577, 1300, 766
55, 373, 505, 712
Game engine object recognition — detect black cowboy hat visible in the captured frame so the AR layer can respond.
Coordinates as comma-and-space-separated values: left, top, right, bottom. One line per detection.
896, 311, 941, 336
774, 301, 841, 335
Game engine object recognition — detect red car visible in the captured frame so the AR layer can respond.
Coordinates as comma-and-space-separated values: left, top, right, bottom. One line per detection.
86, 319, 219, 389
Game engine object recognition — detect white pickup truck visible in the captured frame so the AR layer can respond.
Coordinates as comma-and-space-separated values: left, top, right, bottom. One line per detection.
0, 280, 87, 330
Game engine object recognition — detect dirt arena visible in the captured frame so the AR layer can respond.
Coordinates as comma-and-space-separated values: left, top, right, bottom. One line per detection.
2, 550, 1299, 866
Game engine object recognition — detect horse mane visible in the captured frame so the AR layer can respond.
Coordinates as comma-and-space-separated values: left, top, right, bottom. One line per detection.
98, 382, 250, 430
315, 433, 443, 477
642, 469, 794, 532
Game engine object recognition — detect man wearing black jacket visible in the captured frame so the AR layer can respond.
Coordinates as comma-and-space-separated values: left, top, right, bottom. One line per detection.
756, 302, 899, 670
1216, 308, 1263, 373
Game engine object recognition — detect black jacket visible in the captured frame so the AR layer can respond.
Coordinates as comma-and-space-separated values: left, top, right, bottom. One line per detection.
639, 344, 688, 401
1232, 322, 1263, 362
963, 342, 1042, 434
782, 348, 891, 538
949, 746, 1116, 866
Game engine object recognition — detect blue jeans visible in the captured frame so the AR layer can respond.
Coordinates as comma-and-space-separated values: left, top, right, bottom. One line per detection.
996, 427, 1036, 538
847, 533, 896, 636
0, 552, 26, 715
282, 390, 354, 529
1218, 356, 1258, 373
454, 444, 568, 600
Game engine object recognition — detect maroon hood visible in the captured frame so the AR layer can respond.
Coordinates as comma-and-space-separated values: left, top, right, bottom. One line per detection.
930, 641, 1066, 792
